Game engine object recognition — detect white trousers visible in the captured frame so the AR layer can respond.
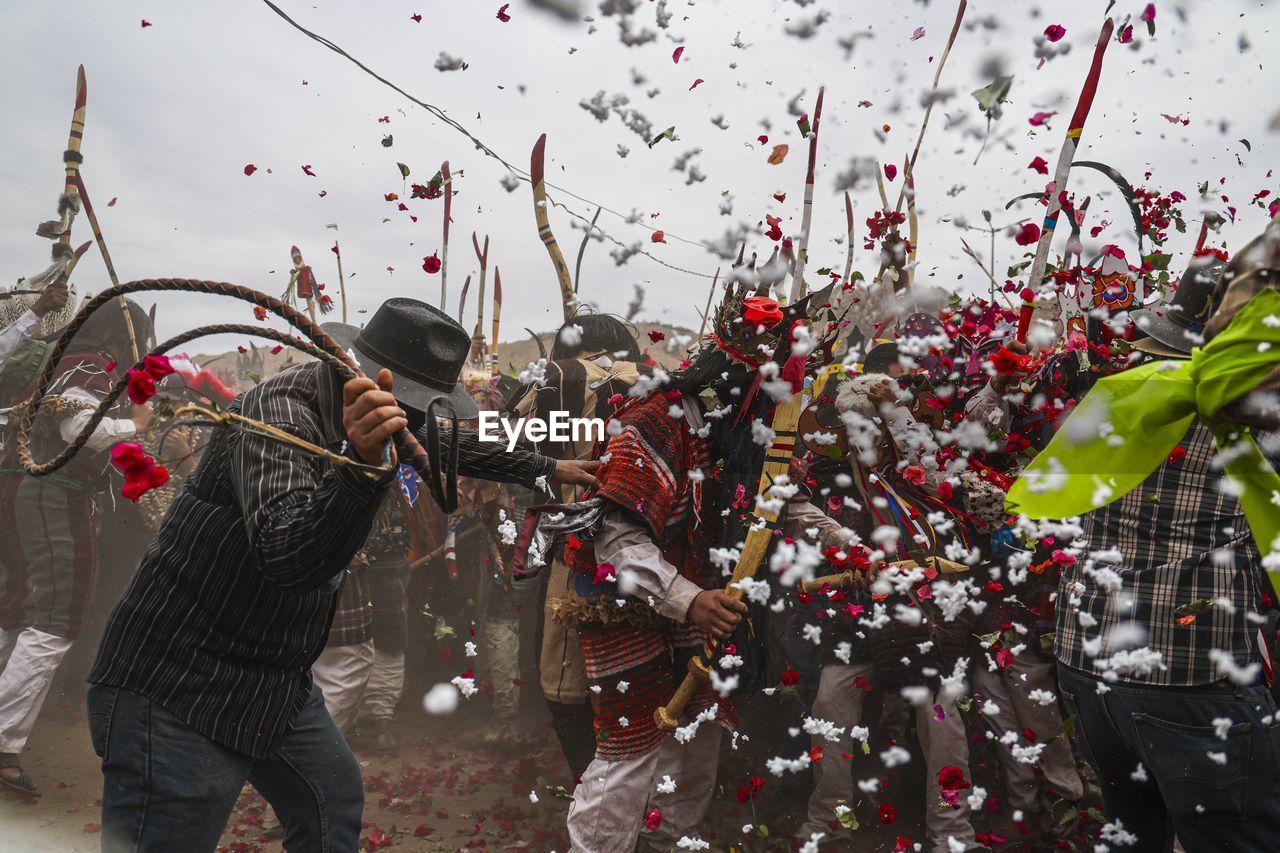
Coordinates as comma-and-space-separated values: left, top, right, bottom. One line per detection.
482, 617, 521, 719
567, 722, 722, 852
311, 640, 374, 734
973, 653, 1083, 813
799, 663, 976, 853
0, 626, 74, 753
361, 648, 404, 722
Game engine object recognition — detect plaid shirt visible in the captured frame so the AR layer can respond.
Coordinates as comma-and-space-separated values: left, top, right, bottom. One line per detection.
1055, 422, 1269, 686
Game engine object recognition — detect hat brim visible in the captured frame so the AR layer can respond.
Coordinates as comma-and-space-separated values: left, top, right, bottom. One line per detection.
1132, 335, 1191, 360
321, 323, 480, 420
1129, 309, 1199, 355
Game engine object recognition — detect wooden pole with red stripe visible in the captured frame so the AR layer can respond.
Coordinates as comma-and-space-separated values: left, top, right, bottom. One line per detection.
1026, 17, 1115, 319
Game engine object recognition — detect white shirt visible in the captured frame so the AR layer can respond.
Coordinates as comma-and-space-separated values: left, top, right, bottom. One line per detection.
0, 309, 39, 361
595, 399, 853, 622
59, 386, 137, 452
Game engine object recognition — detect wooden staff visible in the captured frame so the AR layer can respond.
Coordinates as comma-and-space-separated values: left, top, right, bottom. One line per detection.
531, 134, 576, 320
696, 267, 720, 339
457, 274, 471, 323
490, 267, 503, 375
788, 86, 825, 302
798, 556, 968, 593
471, 233, 490, 367
905, 155, 919, 291
893, 0, 968, 213
574, 206, 602, 294
333, 240, 348, 324
440, 160, 452, 310
1026, 17, 1115, 320
74, 173, 141, 363
60, 67, 87, 257
655, 347, 808, 732
842, 191, 855, 284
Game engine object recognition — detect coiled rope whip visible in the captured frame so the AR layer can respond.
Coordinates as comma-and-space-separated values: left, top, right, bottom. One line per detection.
15, 279, 460, 510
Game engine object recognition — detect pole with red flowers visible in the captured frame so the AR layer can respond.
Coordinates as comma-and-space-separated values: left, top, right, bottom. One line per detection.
1025, 17, 1115, 321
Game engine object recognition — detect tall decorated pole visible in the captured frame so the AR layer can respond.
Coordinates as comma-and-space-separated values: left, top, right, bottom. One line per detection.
62, 66, 142, 362
1025, 17, 1115, 319
490, 267, 503, 375
530, 134, 576, 321
60, 66, 87, 256
787, 86, 824, 302
439, 160, 452, 310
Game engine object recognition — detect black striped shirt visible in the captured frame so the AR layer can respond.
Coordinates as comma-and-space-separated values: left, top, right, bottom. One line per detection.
88, 362, 553, 757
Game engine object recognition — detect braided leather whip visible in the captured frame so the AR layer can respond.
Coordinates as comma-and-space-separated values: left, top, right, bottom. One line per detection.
15, 279, 457, 509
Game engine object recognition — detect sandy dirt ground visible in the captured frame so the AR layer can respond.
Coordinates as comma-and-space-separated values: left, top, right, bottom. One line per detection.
0, 693, 573, 853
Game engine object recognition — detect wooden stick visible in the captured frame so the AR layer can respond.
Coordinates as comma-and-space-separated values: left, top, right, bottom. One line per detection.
491, 267, 503, 375
893, 0, 968, 214
799, 557, 969, 593
531, 135, 576, 320
333, 240, 348, 324
905, 154, 919, 292
457, 274, 472, 323
440, 160, 452, 310
471, 233, 490, 367
843, 191, 855, 284
75, 173, 141, 363
788, 86, 825, 302
696, 267, 720, 339
574, 206, 602, 294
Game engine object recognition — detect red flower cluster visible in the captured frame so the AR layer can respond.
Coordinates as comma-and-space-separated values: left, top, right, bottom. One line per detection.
110, 442, 170, 502
864, 210, 907, 249
736, 775, 765, 803
126, 354, 175, 405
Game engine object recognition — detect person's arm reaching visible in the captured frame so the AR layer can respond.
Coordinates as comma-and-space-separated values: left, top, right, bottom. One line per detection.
596, 509, 745, 639
232, 370, 397, 592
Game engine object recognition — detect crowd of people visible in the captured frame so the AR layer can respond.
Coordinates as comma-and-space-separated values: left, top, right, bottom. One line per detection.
3, 171, 1280, 853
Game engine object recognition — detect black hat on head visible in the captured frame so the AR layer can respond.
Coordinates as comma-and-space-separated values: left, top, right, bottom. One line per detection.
1130, 256, 1226, 354
323, 298, 479, 419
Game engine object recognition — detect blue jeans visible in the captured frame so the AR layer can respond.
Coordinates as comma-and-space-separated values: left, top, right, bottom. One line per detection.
87, 683, 362, 852
1058, 664, 1280, 853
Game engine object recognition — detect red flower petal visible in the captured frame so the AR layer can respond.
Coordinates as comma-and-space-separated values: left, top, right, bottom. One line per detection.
1044, 24, 1066, 42
672, 46, 684, 63
496, 4, 511, 22
243, 164, 257, 176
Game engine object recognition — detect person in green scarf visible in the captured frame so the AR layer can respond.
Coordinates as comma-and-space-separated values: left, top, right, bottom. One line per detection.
1007, 221, 1280, 852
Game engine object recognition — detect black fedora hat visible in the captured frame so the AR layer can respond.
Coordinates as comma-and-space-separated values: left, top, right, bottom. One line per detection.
323, 298, 479, 419
1130, 256, 1226, 354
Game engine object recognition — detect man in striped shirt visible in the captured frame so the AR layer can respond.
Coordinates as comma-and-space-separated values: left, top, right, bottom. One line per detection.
84, 299, 593, 851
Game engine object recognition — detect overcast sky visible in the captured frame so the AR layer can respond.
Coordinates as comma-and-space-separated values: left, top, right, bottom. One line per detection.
2, 0, 1277, 358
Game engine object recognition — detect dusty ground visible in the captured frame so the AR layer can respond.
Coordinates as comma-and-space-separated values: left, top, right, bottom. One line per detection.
0, 694, 573, 853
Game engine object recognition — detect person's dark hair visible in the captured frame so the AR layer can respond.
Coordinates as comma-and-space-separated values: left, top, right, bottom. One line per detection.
862, 342, 899, 374
62, 299, 153, 367
550, 311, 640, 361
668, 347, 767, 546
